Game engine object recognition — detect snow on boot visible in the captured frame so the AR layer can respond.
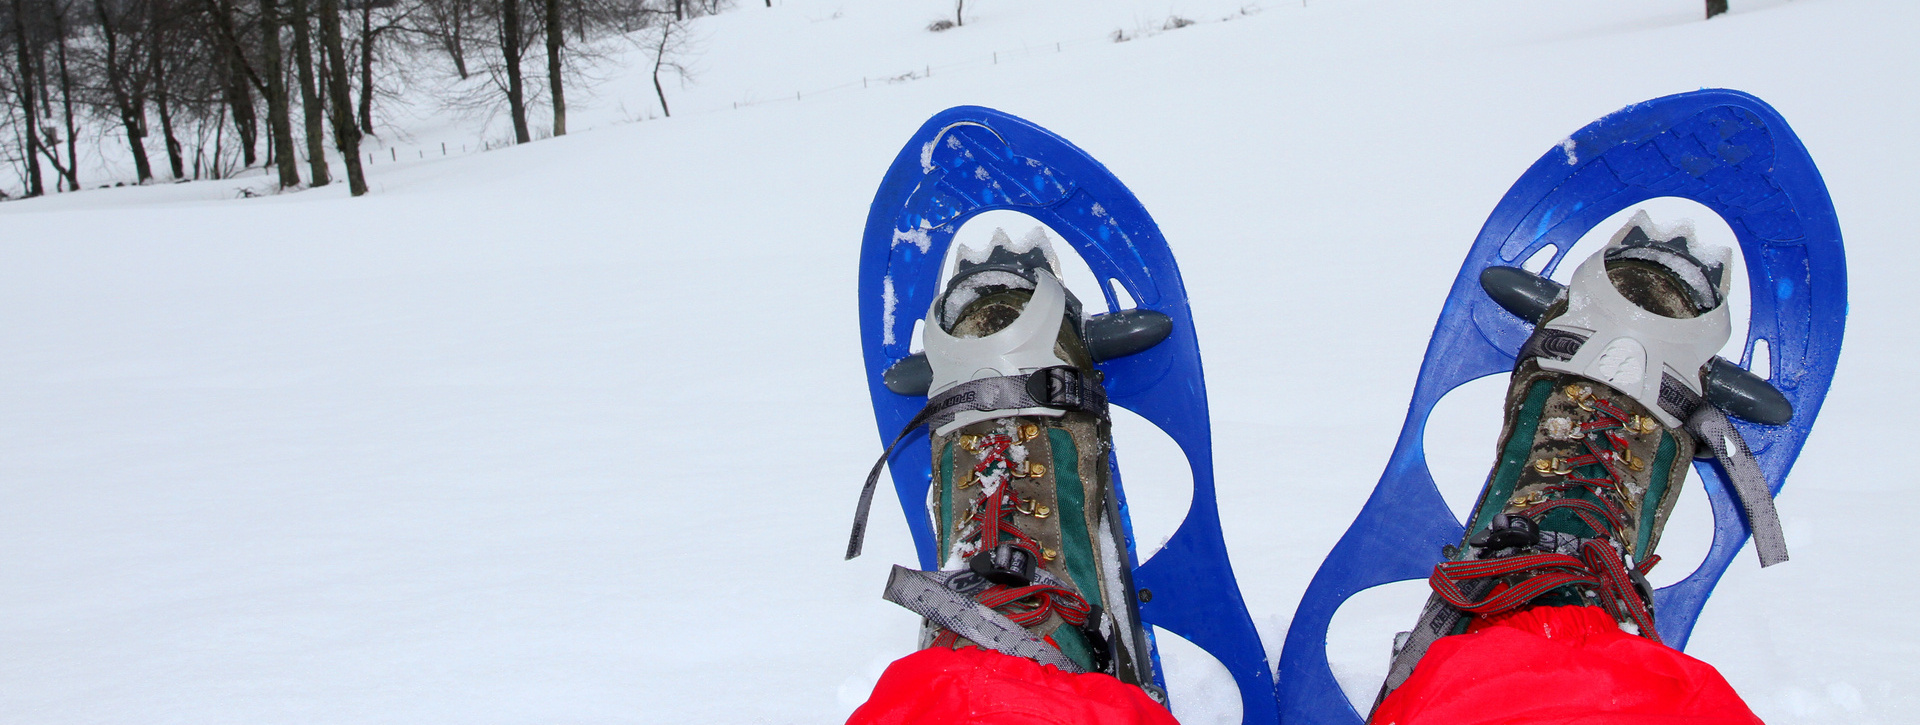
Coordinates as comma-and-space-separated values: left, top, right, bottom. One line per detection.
1372, 213, 1789, 714
851, 227, 1158, 692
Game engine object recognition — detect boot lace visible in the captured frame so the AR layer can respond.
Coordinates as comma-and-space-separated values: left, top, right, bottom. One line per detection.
932, 426, 1093, 649
1430, 385, 1664, 641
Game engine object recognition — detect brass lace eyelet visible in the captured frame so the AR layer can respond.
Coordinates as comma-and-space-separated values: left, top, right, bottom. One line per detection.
1532, 457, 1575, 476
1509, 490, 1548, 508
1618, 448, 1647, 472
1563, 384, 1597, 411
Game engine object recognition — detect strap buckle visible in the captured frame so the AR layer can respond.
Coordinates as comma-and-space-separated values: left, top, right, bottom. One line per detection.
1024, 366, 1106, 415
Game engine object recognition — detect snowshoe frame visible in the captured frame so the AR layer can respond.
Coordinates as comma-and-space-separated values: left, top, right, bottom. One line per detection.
1274, 89, 1847, 724
859, 107, 1278, 724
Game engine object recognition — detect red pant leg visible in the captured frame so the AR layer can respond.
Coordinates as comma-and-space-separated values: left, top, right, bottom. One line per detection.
847, 646, 1179, 725
1371, 605, 1763, 725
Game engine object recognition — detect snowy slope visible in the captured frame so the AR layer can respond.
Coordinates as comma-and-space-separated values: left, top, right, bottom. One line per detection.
1, 0, 1915, 723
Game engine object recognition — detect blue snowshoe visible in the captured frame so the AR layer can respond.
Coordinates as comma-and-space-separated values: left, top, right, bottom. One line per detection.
848, 107, 1277, 724
1274, 89, 1846, 724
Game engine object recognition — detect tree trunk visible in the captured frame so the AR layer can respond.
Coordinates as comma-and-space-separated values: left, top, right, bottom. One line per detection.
543, 0, 563, 136
954, 0, 963, 27
291, 0, 328, 186
149, 2, 186, 180
155, 87, 184, 180
500, 0, 529, 143
356, 0, 373, 134
52, 6, 77, 191
210, 105, 227, 178
32, 35, 50, 121
318, 0, 364, 195
28, 44, 73, 191
210, 0, 258, 166
262, 0, 300, 187
1706, 0, 1727, 19
651, 70, 668, 118
650, 28, 671, 118
96, 0, 154, 183
11, 0, 42, 196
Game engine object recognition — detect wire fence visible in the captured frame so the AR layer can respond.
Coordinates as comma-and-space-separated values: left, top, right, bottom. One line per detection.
346, 4, 1268, 169
713, 5, 1264, 115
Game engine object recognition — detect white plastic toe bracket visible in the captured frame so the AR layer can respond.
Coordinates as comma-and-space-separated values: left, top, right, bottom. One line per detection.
923, 270, 1075, 435
1537, 248, 1732, 428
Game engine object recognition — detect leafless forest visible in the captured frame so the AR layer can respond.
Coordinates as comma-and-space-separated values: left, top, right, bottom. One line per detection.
0, 0, 724, 198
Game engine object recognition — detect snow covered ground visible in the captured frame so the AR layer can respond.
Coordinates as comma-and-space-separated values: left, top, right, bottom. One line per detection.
1, 0, 1915, 723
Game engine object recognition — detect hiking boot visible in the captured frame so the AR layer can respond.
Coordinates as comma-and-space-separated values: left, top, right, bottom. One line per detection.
1454, 213, 1734, 628
893, 227, 1158, 692
1374, 213, 1739, 711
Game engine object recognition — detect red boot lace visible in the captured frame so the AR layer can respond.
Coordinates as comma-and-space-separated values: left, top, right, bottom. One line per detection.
1430, 387, 1664, 642
932, 428, 1093, 649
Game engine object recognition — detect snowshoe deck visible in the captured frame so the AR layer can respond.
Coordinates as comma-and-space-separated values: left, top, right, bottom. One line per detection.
859, 107, 1277, 724
1274, 89, 1846, 724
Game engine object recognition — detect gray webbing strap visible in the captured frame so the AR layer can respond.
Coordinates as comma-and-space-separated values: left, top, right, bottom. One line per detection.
922, 366, 1108, 433
846, 367, 1107, 560
1650, 365, 1788, 567
881, 566, 1085, 673
1686, 405, 1790, 567
1373, 585, 1477, 717
846, 403, 935, 561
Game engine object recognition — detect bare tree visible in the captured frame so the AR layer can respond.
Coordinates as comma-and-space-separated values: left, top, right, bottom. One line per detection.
204, 0, 261, 167
357, 0, 371, 131
93, 0, 160, 182
147, 0, 186, 180
261, 0, 299, 186
418, 0, 470, 78
427, 0, 658, 141
0, 0, 718, 196
541, 0, 560, 135
352, 0, 409, 134
641, 15, 687, 118
290, 0, 326, 185
9, 0, 44, 195
41, 0, 76, 190
496, 0, 527, 142
317, 0, 363, 194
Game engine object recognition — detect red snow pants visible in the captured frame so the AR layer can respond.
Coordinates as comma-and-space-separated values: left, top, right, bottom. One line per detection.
845, 645, 1178, 725
847, 606, 1760, 725
1371, 605, 1762, 725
